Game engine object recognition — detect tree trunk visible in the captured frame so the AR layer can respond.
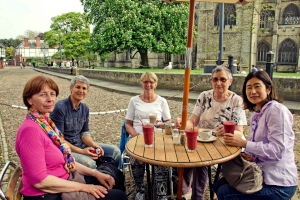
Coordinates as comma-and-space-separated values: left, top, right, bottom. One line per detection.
138, 49, 149, 68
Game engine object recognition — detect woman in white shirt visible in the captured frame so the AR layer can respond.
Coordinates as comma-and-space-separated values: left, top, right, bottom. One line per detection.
125, 72, 171, 200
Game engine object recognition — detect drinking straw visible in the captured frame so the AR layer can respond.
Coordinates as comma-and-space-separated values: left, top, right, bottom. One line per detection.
137, 112, 144, 125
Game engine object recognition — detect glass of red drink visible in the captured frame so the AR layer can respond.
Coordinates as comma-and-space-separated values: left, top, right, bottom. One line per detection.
223, 121, 236, 134
185, 127, 198, 152
143, 123, 154, 147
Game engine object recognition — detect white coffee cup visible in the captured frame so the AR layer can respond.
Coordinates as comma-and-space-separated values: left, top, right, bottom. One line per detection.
198, 129, 212, 140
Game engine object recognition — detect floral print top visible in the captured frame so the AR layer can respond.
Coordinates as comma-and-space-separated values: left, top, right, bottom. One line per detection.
192, 89, 247, 129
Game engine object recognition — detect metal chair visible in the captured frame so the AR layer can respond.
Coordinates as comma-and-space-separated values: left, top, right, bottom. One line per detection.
0, 161, 23, 200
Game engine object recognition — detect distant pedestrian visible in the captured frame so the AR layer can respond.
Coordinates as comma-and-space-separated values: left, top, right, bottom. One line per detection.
237, 63, 241, 73
66, 61, 70, 68
259, 68, 263, 71
20, 63, 23, 69
23, 63, 25, 69
251, 65, 257, 72
60, 62, 64, 68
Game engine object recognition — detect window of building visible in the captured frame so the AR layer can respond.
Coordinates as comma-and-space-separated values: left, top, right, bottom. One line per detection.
278, 39, 297, 63
165, 53, 171, 61
214, 4, 236, 27
260, 7, 275, 30
180, 54, 185, 61
282, 4, 299, 25
257, 42, 270, 62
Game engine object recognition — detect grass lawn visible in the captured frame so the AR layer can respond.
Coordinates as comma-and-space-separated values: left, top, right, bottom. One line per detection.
79, 67, 300, 77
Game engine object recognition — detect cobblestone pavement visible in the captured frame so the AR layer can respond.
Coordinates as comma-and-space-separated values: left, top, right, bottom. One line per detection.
0, 67, 299, 199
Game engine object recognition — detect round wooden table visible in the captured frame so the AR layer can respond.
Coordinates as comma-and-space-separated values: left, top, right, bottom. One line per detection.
125, 129, 241, 200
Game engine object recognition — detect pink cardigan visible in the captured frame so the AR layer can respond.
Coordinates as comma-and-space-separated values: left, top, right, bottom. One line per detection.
15, 115, 69, 196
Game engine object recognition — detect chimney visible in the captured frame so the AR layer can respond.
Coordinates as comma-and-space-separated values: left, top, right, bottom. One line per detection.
24, 37, 29, 48
36, 37, 40, 48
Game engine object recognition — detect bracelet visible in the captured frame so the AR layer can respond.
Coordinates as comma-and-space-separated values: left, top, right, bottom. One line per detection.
91, 169, 95, 177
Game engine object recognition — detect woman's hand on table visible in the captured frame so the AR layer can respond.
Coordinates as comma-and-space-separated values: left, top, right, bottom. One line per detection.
84, 184, 108, 199
175, 118, 182, 129
241, 153, 255, 162
155, 120, 164, 128
223, 133, 247, 148
216, 124, 225, 136
81, 147, 99, 160
94, 171, 115, 189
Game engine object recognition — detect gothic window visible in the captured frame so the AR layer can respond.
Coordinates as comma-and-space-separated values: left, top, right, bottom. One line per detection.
214, 4, 236, 27
165, 53, 171, 61
260, 7, 275, 30
195, 14, 199, 27
282, 4, 299, 25
180, 54, 185, 61
278, 39, 297, 63
257, 42, 270, 62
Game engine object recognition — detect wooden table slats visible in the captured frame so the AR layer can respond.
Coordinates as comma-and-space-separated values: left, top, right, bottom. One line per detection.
154, 131, 166, 161
126, 130, 241, 168
195, 142, 212, 162
164, 135, 178, 162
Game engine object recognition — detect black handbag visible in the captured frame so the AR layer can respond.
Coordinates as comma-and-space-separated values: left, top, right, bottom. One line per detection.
96, 156, 125, 192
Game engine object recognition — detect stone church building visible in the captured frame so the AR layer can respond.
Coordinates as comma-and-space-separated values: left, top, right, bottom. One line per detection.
99, 1, 299, 72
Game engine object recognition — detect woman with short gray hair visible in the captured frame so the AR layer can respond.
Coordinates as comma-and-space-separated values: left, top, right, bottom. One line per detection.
175, 66, 247, 200
70, 75, 90, 89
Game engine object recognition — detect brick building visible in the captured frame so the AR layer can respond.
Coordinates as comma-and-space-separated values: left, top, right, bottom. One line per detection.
13, 33, 59, 66
0, 43, 5, 69
99, 1, 299, 72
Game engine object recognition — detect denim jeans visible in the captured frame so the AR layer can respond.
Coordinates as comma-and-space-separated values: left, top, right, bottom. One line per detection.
72, 142, 121, 169
214, 177, 297, 200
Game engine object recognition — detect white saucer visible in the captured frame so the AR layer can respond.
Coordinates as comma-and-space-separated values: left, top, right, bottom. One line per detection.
197, 135, 217, 142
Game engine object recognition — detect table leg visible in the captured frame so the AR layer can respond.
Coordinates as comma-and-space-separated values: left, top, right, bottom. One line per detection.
177, 167, 184, 200
152, 165, 155, 200
208, 166, 214, 200
146, 164, 152, 200
214, 164, 222, 184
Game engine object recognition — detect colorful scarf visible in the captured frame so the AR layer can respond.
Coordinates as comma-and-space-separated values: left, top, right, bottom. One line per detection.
28, 108, 76, 173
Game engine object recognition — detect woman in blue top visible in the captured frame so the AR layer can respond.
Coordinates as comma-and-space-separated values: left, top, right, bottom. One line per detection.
214, 71, 298, 200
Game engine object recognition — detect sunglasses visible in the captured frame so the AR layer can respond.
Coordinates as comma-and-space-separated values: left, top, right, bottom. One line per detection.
212, 77, 229, 82
143, 81, 155, 84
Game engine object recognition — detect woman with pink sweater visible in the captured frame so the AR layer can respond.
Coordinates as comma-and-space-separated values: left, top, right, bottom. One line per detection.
16, 75, 127, 200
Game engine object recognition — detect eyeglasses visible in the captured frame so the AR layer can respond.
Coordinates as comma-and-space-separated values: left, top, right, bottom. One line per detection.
212, 77, 229, 82
143, 81, 155, 84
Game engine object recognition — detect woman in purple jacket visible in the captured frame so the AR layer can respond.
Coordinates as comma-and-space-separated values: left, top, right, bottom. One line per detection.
214, 71, 298, 200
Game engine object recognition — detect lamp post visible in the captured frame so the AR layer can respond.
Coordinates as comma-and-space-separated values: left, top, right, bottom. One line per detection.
217, 3, 224, 65
266, 51, 274, 80
59, 34, 62, 64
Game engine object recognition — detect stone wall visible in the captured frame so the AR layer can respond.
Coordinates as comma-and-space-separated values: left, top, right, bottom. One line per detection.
37, 66, 300, 102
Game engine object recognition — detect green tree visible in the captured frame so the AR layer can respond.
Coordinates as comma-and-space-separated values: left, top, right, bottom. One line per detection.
44, 12, 90, 61
0, 38, 22, 48
15, 30, 40, 40
81, 0, 196, 68
5, 46, 14, 59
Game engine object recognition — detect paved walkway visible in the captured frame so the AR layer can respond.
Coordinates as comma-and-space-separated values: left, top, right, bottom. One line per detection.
34, 68, 300, 114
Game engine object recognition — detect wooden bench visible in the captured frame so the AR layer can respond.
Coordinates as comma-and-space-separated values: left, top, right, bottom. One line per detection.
0, 161, 22, 200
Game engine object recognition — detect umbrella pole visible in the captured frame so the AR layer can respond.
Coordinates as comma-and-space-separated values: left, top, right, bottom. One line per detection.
178, 1, 195, 200
180, 0, 195, 131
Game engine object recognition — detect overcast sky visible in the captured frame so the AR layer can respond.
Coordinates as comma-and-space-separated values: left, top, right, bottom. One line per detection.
0, 0, 85, 39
